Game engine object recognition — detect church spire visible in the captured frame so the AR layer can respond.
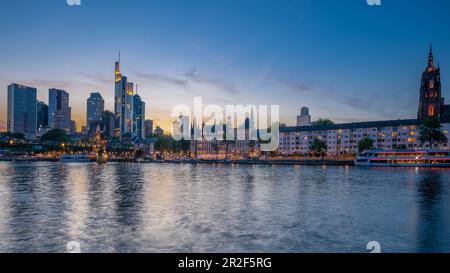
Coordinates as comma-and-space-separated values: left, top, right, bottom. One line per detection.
428, 44, 434, 67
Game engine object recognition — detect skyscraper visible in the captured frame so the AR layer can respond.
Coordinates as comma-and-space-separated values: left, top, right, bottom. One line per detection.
101, 110, 115, 138
154, 126, 164, 137
133, 93, 145, 139
144, 119, 154, 138
70, 120, 77, 135
7, 83, 37, 138
49, 88, 71, 132
87, 92, 105, 127
37, 100, 49, 129
114, 56, 134, 140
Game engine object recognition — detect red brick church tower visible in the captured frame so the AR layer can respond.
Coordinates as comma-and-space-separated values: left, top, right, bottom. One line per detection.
418, 45, 445, 120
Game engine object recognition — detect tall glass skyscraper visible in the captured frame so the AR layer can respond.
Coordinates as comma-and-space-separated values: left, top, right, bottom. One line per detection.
37, 101, 48, 129
48, 88, 71, 132
101, 110, 115, 138
87, 92, 105, 127
133, 94, 145, 139
7, 83, 37, 138
114, 58, 134, 140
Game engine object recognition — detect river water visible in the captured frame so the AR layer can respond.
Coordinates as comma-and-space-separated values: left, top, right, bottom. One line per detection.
0, 162, 449, 253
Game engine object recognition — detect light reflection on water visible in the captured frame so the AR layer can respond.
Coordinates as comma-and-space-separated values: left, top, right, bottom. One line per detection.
0, 162, 449, 253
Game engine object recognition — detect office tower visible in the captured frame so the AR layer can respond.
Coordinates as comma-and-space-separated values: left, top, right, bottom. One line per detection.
49, 88, 71, 132
114, 56, 134, 140
101, 110, 115, 138
7, 83, 37, 138
81, 126, 88, 136
87, 92, 105, 127
154, 126, 164, 137
133, 93, 145, 138
37, 100, 48, 129
297, 107, 312, 126
144, 119, 154, 138
70, 120, 76, 135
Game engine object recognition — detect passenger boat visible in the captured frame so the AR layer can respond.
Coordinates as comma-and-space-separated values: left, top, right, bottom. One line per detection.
60, 153, 96, 163
355, 150, 450, 167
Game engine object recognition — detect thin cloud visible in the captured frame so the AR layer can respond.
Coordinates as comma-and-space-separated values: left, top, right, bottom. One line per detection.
76, 72, 111, 85
276, 78, 312, 93
278, 79, 415, 119
133, 69, 238, 96
134, 72, 189, 88
185, 68, 237, 94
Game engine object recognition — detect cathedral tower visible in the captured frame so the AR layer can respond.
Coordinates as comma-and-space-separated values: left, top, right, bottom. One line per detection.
418, 45, 445, 120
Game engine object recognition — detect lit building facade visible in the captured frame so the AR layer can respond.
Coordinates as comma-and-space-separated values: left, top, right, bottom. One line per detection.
418, 46, 445, 120
278, 47, 450, 156
144, 119, 154, 138
278, 120, 450, 156
87, 92, 105, 127
7, 83, 37, 138
114, 59, 134, 140
49, 88, 71, 132
133, 94, 145, 139
191, 140, 260, 160
37, 100, 48, 129
190, 123, 260, 159
101, 110, 115, 138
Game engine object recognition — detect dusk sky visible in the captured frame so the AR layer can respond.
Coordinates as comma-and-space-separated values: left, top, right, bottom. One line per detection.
1, 0, 450, 132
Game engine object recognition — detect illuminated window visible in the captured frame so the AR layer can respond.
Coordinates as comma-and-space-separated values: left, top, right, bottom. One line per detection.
430, 80, 434, 89
428, 105, 435, 117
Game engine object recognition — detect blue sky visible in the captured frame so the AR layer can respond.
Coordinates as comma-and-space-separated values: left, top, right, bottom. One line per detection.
1, 0, 450, 131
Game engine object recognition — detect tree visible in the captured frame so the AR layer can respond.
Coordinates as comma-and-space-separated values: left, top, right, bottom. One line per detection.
358, 137, 374, 153
41, 129, 71, 143
5, 132, 26, 140
309, 137, 327, 157
419, 118, 448, 148
313, 119, 334, 127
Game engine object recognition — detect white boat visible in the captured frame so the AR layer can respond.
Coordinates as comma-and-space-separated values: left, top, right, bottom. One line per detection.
60, 153, 96, 163
355, 149, 450, 167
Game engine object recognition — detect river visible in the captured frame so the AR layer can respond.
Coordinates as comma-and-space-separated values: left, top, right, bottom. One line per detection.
0, 162, 449, 253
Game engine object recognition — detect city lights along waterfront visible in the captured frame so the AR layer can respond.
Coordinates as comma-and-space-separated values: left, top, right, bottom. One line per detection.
0, 162, 449, 253
1, 0, 450, 255
1, 46, 450, 164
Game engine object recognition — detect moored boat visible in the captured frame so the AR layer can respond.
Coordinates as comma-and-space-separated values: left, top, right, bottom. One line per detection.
355, 149, 450, 167
60, 153, 96, 163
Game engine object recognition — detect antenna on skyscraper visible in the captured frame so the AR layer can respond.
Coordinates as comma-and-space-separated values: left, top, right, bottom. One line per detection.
118, 49, 121, 63
136, 84, 138, 95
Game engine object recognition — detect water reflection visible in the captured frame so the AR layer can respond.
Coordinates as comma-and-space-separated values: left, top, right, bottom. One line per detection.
416, 170, 446, 252
0, 162, 449, 253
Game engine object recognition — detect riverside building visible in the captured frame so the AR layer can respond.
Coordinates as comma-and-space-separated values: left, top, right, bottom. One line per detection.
278, 47, 450, 156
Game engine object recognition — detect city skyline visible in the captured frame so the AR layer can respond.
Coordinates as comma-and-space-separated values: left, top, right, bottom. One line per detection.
1, 0, 450, 133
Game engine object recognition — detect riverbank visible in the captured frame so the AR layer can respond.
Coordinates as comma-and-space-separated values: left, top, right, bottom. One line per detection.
1, 157, 355, 166
154, 159, 355, 166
